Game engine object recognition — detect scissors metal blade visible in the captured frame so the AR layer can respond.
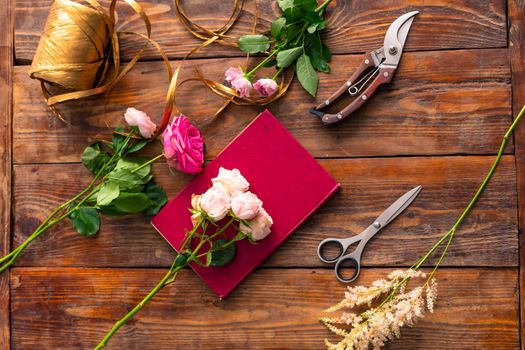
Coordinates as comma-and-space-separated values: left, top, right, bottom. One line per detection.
383, 11, 419, 66
374, 185, 422, 228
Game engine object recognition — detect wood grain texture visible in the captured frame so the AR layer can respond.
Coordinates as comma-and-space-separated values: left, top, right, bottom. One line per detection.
10, 267, 519, 349
12, 156, 518, 268
508, 0, 525, 348
14, 0, 507, 63
0, 0, 13, 348
13, 48, 512, 163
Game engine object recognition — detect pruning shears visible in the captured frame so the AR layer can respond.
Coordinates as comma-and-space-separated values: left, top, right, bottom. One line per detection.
310, 11, 419, 125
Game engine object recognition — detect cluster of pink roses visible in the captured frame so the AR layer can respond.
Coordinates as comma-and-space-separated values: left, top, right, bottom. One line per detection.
124, 107, 205, 175
191, 167, 273, 241
225, 67, 278, 98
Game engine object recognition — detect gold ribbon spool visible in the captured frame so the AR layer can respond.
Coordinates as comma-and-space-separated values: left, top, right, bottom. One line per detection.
29, 0, 172, 122
29, 0, 109, 91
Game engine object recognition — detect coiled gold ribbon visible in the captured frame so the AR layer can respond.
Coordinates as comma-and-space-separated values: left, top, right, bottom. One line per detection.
29, 0, 172, 122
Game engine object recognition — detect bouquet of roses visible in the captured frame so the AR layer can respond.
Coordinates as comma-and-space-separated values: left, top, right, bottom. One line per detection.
95, 167, 273, 349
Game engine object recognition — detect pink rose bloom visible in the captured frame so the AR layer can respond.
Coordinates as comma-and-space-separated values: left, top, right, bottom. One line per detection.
124, 107, 156, 138
199, 183, 231, 222
231, 192, 262, 220
253, 78, 278, 97
224, 67, 252, 98
240, 207, 273, 241
162, 115, 204, 175
212, 167, 249, 196
225, 67, 243, 82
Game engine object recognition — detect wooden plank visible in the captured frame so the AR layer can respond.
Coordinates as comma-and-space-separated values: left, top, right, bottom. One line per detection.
10, 267, 519, 349
12, 48, 512, 163
0, 0, 13, 348
508, 0, 525, 347
14, 0, 507, 63
12, 156, 518, 268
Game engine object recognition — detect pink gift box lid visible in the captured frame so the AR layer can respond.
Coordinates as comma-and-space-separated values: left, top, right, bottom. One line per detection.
151, 109, 340, 298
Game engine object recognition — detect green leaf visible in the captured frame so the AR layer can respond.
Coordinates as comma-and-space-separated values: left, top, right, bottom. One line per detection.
96, 181, 120, 206
293, 0, 317, 11
114, 156, 151, 179
278, 0, 294, 11
107, 168, 147, 191
142, 182, 167, 216
238, 34, 271, 54
82, 143, 111, 174
283, 7, 305, 21
277, 47, 303, 68
306, 34, 330, 73
296, 54, 318, 96
112, 192, 152, 213
111, 127, 128, 155
69, 207, 100, 237
322, 43, 332, 61
126, 140, 148, 154
271, 17, 286, 39
209, 239, 236, 267
174, 252, 190, 267
262, 59, 277, 68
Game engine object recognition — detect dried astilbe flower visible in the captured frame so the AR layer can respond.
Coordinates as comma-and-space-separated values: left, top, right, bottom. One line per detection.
321, 269, 437, 350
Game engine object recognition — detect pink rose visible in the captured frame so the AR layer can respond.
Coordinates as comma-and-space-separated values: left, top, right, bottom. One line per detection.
231, 76, 252, 98
124, 107, 156, 138
200, 183, 231, 221
240, 207, 273, 241
225, 67, 243, 82
253, 78, 278, 97
224, 67, 252, 98
162, 115, 204, 175
231, 192, 262, 220
212, 167, 249, 196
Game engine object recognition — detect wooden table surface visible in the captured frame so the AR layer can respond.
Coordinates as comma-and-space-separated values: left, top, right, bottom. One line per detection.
2, 0, 525, 349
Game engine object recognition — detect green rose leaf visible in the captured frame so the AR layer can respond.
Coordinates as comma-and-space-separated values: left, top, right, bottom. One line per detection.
126, 140, 149, 154
276, 47, 303, 68
271, 17, 286, 39
82, 142, 111, 174
110, 127, 128, 155
306, 34, 331, 73
277, 0, 294, 11
69, 207, 100, 237
96, 181, 120, 206
293, 0, 317, 11
296, 54, 318, 96
112, 192, 152, 213
114, 156, 151, 179
238, 34, 271, 54
174, 252, 190, 267
142, 182, 167, 216
209, 239, 236, 267
107, 168, 150, 192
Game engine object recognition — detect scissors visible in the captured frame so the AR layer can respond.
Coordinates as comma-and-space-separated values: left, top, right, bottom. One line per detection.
310, 11, 419, 125
317, 185, 422, 283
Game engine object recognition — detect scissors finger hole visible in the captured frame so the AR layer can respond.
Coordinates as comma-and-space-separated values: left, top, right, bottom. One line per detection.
319, 241, 344, 262
336, 257, 360, 282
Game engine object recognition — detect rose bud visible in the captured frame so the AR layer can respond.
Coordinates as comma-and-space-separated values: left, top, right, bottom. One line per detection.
224, 67, 244, 82
224, 67, 253, 98
231, 192, 262, 220
212, 167, 249, 196
253, 78, 278, 97
162, 115, 204, 175
124, 107, 157, 138
199, 183, 231, 222
240, 207, 273, 241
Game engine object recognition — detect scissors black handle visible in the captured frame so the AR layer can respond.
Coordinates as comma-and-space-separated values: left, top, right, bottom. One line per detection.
334, 255, 361, 283
317, 236, 362, 264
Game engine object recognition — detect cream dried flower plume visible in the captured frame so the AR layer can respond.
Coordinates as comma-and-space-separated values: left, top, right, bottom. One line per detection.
321, 269, 437, 350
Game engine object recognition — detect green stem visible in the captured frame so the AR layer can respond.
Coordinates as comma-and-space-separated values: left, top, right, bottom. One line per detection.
315, 0, 333, 14
246, 50, 279, 77
131, 153, 164, 174
272, 67, 284, 80
94, 266, 182, 350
